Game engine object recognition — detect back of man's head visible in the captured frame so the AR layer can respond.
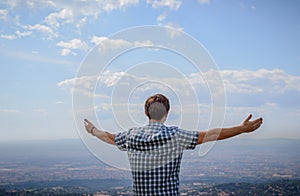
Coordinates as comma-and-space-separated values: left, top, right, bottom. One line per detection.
144, 94, 170, 121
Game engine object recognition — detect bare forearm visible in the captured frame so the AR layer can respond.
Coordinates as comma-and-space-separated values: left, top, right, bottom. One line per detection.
210, 126, 243, 141
197, 115, 263, 144
92, 128, 116, 145
198, 126, 243, 144
84, 119, 116, 145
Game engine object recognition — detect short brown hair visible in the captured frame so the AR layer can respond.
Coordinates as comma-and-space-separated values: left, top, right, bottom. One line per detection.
144, 94, 170, 120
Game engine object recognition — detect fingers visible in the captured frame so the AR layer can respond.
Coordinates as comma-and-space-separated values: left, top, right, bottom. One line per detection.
251, 117, 263, 130
242, 115, 263, 133
244, 114, 252, 123
253, 121, 262, 130
253, 117, 263, 124
84, 119, 93, 126
244, 114, 263, 124
84, 119, 88, 126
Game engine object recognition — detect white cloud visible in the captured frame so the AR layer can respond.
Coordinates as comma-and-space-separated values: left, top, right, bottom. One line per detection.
0, 34, 17, 40
58, 70, 203, 103
57, 38, 88, 50
22, 23, 57, 39
147, 0, 182, 10
57, 71, 126, 97
76, 17, 87, 29
60, 48, 76, 56
15, 30, 32, 37
90, 36, 107, 45
91, 36, 131, 49
2, 0, 140, 13
58, 68, 300, 138
133, 40, 154, 47
2, 0, 56, 9
189, 69, 300, 94
56, 38, 89, 56
102, 0, 140, 12
222, 69, 300, 93
0, 9, 8, 20
59, 69, 300, 97
3, 0, 140, 30
157, 12, 167, 23
58, 71, 125, 89
1, 0, 184, 42
0, 30, 32, 40
90, 36, 154, 53
164, 23, 184, 38
44, 8, 73, 28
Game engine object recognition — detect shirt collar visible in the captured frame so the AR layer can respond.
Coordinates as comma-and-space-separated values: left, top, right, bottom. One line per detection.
147, 121, 164, 126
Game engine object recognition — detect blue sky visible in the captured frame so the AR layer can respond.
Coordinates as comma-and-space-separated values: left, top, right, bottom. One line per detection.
1, 0, 300, 141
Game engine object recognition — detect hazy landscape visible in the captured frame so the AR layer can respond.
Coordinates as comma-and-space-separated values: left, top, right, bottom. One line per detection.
0, 138, 299, 195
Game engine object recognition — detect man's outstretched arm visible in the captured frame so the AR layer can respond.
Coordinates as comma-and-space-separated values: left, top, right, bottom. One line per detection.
197, 114, 263, 145
84, 119, 116, 145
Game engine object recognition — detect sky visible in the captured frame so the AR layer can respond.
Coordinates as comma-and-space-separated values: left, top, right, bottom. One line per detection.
1, 0, 300, 142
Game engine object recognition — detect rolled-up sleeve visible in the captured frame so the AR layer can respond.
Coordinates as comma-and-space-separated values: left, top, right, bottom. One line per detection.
115, 131, 128, 151
177, 129, 198, 150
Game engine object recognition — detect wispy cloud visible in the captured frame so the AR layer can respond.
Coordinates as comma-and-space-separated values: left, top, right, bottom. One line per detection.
90, 36, 154, 54
60, 48, 76, 56
90, 36, 131, 50
0, 34, 17, 40
58, 68, 300, 106
220, 69, 300, 93
21, 23, 57, 40
0, 30, 32, 40
147, 0, 182, 10
0, 0, 143, 43
0, 0, 186, 45
57, 70, 126, 97
44, 8, 74, 29
0, 109, 22, 114
0, 9, 8, 20
164, 23, 184, 38
56, 38, 89, 56
2, 0, 140, 29
157, 12, 167, 23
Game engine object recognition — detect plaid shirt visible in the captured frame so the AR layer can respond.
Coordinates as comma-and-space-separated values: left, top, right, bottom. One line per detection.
115, 122, 198, 196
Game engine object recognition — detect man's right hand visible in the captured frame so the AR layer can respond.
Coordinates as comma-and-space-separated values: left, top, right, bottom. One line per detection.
241, 114, 263, 133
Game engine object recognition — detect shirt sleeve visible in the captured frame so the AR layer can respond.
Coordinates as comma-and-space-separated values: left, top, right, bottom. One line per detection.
177, 128, 198, 150
114, 131, 129, 151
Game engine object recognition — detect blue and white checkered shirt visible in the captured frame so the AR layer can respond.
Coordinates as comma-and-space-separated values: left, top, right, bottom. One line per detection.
115, 122, 198, 196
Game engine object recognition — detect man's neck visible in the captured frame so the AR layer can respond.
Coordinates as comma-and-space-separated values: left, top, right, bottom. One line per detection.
149, 119, 165, 124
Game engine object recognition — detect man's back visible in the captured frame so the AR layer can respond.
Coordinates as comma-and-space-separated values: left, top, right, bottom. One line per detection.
115, 122, 198, 195
84, 94, 263, 195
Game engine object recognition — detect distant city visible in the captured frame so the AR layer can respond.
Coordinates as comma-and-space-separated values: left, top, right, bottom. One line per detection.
0, 138, 299, 195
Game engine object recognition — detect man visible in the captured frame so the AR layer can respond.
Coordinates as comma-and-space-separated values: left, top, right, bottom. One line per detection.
84, 94, 263, 195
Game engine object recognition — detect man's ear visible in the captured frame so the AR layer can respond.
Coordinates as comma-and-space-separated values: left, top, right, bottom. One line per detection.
145, 111, 150, 119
